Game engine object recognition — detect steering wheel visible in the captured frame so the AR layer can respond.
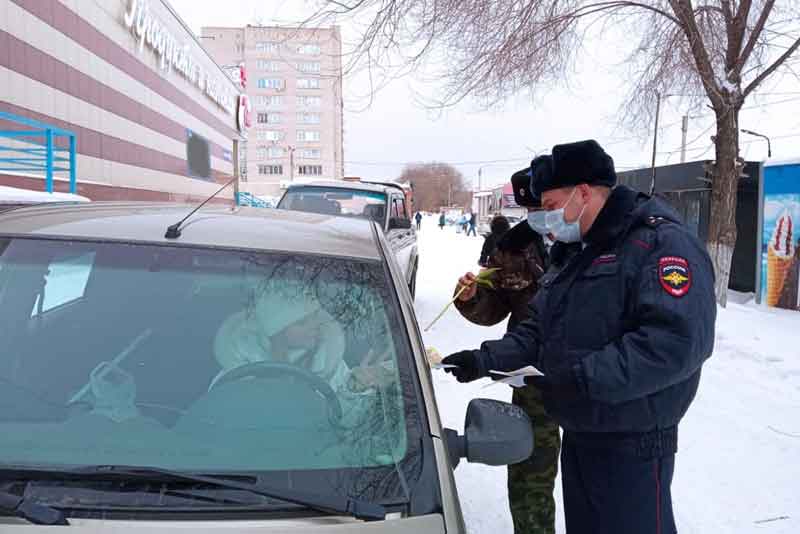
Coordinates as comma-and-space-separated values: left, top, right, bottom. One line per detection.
210, 361, 343, 421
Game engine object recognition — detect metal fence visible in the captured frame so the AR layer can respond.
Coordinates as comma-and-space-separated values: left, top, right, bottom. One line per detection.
0, 111, 76, 193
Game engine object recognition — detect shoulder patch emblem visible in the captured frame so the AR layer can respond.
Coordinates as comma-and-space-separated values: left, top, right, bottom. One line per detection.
659, 256, 691, 297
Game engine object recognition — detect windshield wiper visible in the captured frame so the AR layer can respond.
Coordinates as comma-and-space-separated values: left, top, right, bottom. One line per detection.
0, 489, 68, 525
1, 465, 386, 521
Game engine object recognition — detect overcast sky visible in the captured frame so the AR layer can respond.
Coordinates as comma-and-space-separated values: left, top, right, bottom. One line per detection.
171, 0, 800, 190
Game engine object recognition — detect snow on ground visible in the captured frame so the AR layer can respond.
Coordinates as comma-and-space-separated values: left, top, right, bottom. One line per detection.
413, 215, 800, 534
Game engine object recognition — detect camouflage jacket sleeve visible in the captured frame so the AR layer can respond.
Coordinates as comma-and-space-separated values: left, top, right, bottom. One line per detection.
453, 285, 511, 327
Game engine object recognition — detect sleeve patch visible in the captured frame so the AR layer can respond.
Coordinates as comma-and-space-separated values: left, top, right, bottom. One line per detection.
659, 256, 691, 297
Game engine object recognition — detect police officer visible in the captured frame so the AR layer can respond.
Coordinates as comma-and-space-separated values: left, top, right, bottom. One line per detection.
454, 157, 561, 534
442, 140, 716, 534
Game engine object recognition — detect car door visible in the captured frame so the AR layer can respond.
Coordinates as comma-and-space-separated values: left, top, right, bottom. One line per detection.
385, 193, 418, 284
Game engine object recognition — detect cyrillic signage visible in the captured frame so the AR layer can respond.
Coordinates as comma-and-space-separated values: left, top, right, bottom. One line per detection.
123, 0, 237, 116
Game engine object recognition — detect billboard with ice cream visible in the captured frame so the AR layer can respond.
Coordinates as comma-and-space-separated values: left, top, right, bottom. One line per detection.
760, 160, 800, 311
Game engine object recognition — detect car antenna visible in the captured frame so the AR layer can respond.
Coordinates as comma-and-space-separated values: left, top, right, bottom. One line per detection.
165, 176, 237, 239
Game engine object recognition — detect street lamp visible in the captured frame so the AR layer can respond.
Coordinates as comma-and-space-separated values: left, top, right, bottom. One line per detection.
741, 129, 772, 158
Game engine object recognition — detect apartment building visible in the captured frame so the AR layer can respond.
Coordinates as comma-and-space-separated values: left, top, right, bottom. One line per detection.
202, 25, 344, 197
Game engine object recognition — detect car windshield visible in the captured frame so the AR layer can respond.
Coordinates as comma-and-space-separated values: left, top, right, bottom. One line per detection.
0, 237, 424, 505
279, 187, 387, 225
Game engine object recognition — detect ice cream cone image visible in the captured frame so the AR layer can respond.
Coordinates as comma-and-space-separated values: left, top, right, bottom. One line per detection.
766, 210, 794, 307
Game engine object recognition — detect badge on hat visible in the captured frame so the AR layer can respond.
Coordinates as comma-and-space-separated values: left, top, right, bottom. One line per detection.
659, 256, 691, 297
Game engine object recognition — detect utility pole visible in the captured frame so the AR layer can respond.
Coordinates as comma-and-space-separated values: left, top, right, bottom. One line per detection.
288, 145, 295, 182
233, 139, 240, 206
478, 167, 482, 191
649, 91, 661, 195
680, 115, 689, 163
448, 183, 452, 207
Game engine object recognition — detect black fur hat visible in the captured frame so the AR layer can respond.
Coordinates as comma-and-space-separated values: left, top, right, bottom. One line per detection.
511, 168, 537, 208
490, 215, 510, 235
511, 155, 552, 208
537, 140, 616, 194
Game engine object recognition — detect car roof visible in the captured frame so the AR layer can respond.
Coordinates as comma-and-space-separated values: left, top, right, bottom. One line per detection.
0, 202, 381, 260
285, 180, 398, 195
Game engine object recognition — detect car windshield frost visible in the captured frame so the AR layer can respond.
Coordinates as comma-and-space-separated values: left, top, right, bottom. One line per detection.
279, 187, 387, 224
0, 237, 423, 505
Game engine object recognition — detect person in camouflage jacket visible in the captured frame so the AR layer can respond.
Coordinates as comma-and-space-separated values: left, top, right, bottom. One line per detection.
453, 158, 572, 534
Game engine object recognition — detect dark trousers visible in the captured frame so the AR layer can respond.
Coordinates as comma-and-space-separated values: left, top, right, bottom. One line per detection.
561, 431, 677, 534
467, 224, 477, 236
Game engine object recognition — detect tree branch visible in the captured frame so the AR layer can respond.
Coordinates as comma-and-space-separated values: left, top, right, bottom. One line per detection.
743, 35, 800, 98
723, 0, 748, 75
668, 0, 723, 107
738, 0, 775, 71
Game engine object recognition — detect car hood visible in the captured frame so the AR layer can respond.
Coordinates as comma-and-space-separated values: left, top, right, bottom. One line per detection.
0, 514, 446, 533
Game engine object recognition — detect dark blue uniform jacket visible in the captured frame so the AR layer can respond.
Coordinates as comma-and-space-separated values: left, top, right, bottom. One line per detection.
476, 185, 716, 434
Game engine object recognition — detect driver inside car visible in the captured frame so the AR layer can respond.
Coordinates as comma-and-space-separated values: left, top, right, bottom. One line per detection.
211, 287, 395, 421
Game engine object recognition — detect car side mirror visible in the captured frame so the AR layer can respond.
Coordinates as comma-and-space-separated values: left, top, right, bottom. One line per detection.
388, 217, 412, 230
444, 399, 534, 468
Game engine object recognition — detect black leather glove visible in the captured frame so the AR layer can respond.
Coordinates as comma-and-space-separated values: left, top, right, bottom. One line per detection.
525, 365, 583, 402
496, 221, 537, 253
441, 350, 483, 383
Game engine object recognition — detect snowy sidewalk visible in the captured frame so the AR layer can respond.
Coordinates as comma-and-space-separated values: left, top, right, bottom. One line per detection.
413, 217, 800, 534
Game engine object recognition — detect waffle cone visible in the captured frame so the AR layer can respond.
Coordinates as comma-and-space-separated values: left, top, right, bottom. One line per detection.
767, 247, 793, 306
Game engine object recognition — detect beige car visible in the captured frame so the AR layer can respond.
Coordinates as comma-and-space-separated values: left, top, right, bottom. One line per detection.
0, 202, 533, 532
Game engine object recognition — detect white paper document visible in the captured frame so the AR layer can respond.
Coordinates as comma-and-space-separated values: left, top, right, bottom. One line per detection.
485, 365, 545, 388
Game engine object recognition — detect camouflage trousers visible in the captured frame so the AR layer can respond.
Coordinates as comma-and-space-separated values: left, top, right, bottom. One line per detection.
508, 385, 560, 534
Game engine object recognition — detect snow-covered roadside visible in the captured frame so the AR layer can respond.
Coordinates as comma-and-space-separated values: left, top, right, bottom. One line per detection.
413, 216, 800, 534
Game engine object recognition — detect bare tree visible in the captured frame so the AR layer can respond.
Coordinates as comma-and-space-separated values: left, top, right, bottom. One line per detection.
312, 0, 800, 306
396, 162, 471, 211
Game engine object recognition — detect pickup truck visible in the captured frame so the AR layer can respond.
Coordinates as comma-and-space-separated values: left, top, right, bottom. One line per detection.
277, 181, 420, 297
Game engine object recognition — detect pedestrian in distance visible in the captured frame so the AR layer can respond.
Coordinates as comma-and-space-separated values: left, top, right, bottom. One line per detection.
467, 211, 478, 236
478, 214, 510, 267
442, 139, 717, 534
439, 211, 446, 229
457, 214, 467, 234
455, 156, 574, 534
415, 211, 423, 230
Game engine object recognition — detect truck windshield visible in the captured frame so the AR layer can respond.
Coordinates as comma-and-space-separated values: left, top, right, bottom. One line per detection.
0, 237, 424, 507
279, 187, 387, 225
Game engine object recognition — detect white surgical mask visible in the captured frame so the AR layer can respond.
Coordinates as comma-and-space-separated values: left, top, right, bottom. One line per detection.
544, 188, 586, 243
527, 210, 548, 234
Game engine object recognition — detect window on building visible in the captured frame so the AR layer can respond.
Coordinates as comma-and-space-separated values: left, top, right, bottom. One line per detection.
297, 165, 323, 176
256, 113, 281, 124
268, 146, 285, 158
296, 112, 321, 124
257, 78, 284, 90
258, 165, 283, 176
296, 43, 321, 55
295, 62, 321, 73
256, 130, 284, 141
186, 130, 211, 180
296, 78, 321, 90
296, 130, 321, 142
255, 41, 281, 53
296, 96, 321, 108
255, 95, 283, 109
257, 60, 281, 72
298, 148, 321, 159
256, 147, 267, 161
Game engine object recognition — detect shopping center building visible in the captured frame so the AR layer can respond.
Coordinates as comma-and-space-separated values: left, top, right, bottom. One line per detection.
0, 0, 245, 201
